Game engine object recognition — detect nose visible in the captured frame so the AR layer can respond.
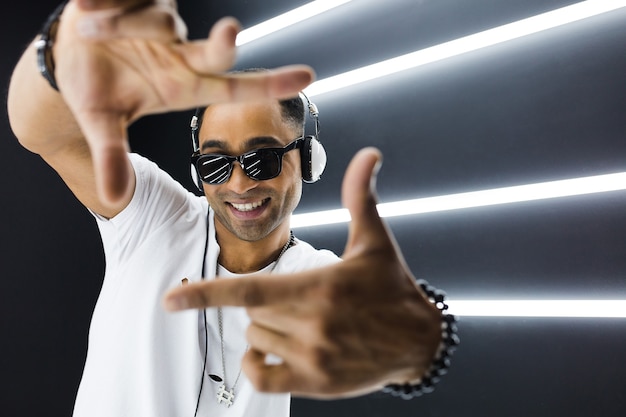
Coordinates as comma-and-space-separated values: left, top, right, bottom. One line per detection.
225, 161, 257, 194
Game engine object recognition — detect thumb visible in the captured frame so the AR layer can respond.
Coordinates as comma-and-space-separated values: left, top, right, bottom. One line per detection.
341, 147, 391, 257
78, 111, 134, 206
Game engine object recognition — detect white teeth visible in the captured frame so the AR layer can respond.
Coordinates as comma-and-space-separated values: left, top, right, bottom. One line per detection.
231, 200, 265, 212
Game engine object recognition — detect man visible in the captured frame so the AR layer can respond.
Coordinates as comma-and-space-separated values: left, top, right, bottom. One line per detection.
7, 0, 455, 416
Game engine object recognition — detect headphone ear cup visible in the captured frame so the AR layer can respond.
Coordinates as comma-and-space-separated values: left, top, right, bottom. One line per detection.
190, 163, 204, 194
301, 136, 327, 183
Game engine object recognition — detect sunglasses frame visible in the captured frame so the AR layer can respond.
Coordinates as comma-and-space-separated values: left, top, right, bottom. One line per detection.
191, 138, 304, 185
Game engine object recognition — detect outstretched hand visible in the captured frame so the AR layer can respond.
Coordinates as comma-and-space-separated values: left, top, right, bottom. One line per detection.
55, 0, 314, 206
163, 147, 443, 398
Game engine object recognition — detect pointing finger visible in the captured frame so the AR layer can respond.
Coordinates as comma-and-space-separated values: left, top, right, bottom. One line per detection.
178, 64, 315, 106
75, 0, 163, 12
163, 270, 322, 311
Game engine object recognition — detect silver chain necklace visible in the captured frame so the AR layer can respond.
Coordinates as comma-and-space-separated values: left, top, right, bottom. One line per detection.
215, 231, 294, 408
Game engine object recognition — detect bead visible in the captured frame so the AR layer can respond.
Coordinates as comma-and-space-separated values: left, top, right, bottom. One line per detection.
444, 314, 457, 324
421, 385, 436, 394
433, 289, 446, 303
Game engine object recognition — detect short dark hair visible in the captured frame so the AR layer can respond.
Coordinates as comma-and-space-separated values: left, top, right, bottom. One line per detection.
278, 95, 305, 134
195, 68, 305, 137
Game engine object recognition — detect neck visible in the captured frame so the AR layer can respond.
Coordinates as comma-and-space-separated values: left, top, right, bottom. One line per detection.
215, 222, 292, 274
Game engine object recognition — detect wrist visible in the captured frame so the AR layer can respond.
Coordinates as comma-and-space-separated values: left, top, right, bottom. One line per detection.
36, 1, 69, 91
383, 279, 459, 399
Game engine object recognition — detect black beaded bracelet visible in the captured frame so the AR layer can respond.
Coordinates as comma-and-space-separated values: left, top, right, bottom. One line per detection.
35, 0, 69, 91
382, 279, 459, 399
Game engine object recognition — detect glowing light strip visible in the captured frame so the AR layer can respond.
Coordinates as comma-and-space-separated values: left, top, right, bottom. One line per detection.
304, 0, 626, 97
290, 172, 626, 228
236, 0, 353, 46
447, 300, 626, 318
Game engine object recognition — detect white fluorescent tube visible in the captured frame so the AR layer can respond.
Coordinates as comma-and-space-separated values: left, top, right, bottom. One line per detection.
236, 0, 353, 46
447, 300, 626, 318
290, 172, 626, 228
304, 0, 626, 97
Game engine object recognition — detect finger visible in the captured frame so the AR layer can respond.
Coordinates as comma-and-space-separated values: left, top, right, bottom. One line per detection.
246, 323, 296, 364
77, 111, 134, 206
341, 148, 393, 256
246, 304, 300, 334
243, 348, 343, 397
163, 271, 321, 311
75, 0, 156, 12
76, 4, 188, 41
183, 65, 315, 107
178, 17, 240, 74
242, 349, 294, 393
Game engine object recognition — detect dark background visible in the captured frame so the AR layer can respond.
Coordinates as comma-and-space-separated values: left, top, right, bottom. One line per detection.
1, 1, 625, 416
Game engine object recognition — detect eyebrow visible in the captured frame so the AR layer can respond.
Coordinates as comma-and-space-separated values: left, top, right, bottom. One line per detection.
200, 136, 286, 153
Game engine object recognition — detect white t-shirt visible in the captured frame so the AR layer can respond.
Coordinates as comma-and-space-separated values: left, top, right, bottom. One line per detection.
73, 153, 340, 417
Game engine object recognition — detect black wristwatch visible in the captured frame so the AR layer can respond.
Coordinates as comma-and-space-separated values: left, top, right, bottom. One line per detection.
36, 1, 69, 91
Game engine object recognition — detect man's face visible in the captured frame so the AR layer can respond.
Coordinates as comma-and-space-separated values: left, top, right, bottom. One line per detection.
198, 100, 303, 242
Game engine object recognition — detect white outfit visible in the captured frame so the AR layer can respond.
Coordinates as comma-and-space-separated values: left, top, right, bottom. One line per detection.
72, 153, 340, 417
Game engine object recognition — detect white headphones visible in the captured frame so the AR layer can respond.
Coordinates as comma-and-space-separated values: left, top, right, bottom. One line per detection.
189, 93, 326, 191
297, 92, 327, 183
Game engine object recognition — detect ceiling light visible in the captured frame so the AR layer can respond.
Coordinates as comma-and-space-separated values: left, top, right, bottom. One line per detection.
236, 0, 353, 46
290, 172, 626, 228
304, 0, 626, 97
447, 300, 626, 318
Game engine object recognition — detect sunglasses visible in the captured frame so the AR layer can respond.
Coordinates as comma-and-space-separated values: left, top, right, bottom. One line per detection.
191, 138, 304, 185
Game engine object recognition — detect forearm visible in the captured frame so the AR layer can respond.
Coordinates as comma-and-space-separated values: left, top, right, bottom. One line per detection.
6, 30, 121, 218
7, 38, 85, 157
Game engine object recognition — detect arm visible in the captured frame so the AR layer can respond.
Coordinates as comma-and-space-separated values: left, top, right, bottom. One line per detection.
8, 43, 130, 218
8, 1, 136, 218
8, 0, 314, 217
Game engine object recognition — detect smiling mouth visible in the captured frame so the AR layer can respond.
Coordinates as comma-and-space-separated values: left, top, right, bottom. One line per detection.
229, 198, 269, 212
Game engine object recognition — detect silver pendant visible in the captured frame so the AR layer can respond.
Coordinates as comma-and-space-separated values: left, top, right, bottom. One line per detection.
216, 383, 235, 407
